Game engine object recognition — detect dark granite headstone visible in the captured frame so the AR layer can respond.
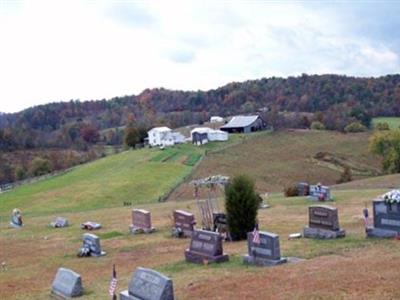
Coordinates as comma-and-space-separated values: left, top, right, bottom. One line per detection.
243, 231, 287, 266
119, 267, 174, 300
297, 182, 310, 196
303, 205, 345, 239
173, 210, 195, 238
185, 229, 229, 264
309, 185, 332, 201
367, 199, 400, 238
78, 233, 105, 257
130, 209, 155, 234
51, 267, 83, 298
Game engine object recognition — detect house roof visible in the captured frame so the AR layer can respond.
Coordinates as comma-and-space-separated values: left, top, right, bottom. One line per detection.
221, 115, 260, 129
191, 127, 212, 134
148, 126, 171, 133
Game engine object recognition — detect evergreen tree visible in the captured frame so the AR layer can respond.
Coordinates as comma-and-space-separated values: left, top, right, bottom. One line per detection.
225, 174, 258, 241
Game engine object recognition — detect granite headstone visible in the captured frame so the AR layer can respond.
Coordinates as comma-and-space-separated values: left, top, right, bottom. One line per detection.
185, 229, 229, 264
367, 199, 400, 238
303, 205, 345, 239
309, 185, 332, 201
119, 267, 174, 300
173, 210, 195, 238
51, 267, 83, 298
243, 231, 287, 266
78, 233, 105, 257
130, 209, 155, 234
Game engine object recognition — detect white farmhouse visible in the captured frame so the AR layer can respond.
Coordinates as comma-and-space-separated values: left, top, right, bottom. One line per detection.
148, 127, 175, 147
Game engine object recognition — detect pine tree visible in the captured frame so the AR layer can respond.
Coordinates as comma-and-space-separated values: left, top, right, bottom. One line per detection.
225, 174, 258, 241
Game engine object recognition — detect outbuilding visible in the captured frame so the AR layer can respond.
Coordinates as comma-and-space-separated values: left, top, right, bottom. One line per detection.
220, 115, 266, 133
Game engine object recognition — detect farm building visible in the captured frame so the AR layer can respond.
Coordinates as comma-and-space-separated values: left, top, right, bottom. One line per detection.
171, 132, 185, 144
191, 127, 228, 145
148, 127, 187, 147
210, 116, 224, 123
147, 127, 175, 147
220, 115, 266, 133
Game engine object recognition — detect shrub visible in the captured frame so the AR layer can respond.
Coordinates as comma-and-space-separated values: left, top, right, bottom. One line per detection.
310, 121, 325, 130
336, 166, 353, 184
225, 174, 258, 241
29, 157, 53, 177
284, 185, 299, 197
375, 122, 390, 131
344, 122, 367, 133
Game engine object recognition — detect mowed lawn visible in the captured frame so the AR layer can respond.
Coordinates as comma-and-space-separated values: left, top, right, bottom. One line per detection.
169, 129, 382, 201
2, 187, 400, 299
0, 148, 193, 218
372, 117, 400, 129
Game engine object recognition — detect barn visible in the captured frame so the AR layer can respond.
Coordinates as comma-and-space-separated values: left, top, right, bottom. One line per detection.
220, 115, 266, 133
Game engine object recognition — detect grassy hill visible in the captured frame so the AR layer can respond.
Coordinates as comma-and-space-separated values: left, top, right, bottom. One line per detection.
168, 129, 382, 201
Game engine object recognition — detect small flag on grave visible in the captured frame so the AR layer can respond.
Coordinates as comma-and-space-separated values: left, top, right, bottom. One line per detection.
109, 264, 118, 300
252, 223, 260, 244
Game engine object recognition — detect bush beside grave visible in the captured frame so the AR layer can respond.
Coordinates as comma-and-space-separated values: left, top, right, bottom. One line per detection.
225, 174, 258, 241
284, 184, 299, 197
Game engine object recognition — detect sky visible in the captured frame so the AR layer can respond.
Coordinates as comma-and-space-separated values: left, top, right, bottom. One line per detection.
0, 1, 400, 113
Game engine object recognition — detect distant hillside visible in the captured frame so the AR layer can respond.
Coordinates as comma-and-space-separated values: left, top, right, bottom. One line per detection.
2, 74, 400, 150
168, 130, 382, 200
1, 73, 399, 184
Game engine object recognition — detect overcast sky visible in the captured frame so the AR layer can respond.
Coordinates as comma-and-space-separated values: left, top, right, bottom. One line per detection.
0, 1, 399, 113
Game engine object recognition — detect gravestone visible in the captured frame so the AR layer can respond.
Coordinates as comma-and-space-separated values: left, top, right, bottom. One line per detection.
367, 199, 400, 238
10, 208, 23, 228
50, 217, 69, 228
80, 221, 101, 230
130, 209, 155, 234
243, 231, 287, 266
51, 267, 83, 298
77, 233, 105, 257
185, 229, 229, 264
172, 210, 196, 238
120, 267, 174, 300
297, 182, 310, 196
303, 205, 345, 239
308, 185, 332, 201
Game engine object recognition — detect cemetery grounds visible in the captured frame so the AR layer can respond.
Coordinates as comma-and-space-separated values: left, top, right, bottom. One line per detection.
1, 131, 400, 299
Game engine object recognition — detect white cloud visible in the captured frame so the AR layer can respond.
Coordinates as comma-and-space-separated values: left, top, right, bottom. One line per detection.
0, 0, 399, 112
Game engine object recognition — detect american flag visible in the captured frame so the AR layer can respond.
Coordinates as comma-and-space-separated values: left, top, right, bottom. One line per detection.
252, 223, 260, 244
109, 264, 118, 300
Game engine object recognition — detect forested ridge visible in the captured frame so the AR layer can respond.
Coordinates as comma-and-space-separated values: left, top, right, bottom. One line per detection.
1, 73, 400, 184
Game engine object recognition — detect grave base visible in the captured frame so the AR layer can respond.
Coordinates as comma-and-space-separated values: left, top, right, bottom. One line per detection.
366, 227, 398, 238
9, 222, 22, 228
303, 227, 345, 239
119, 290, 140, 300
243, 255, 287, 267
185, 249, 229, 264
129, 225, 155, 234
90, 251, 106, 257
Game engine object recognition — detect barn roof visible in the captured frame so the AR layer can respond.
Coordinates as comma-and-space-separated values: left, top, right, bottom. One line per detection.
220, 115, 260, 129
